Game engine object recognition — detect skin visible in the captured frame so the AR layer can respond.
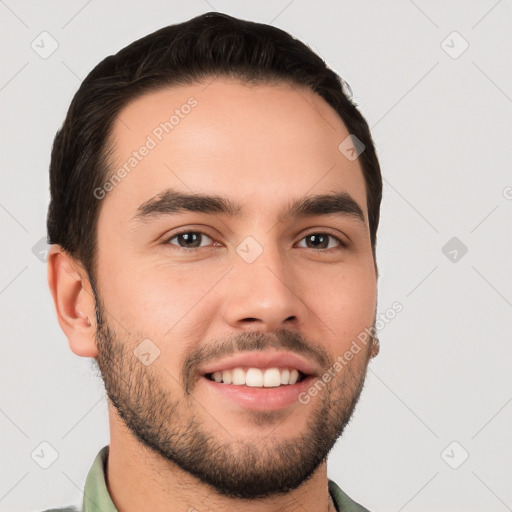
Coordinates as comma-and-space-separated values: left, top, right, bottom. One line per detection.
48, 78, 379, 512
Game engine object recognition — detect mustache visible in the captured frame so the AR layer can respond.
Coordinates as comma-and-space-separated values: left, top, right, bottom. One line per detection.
181, 329, 331, 394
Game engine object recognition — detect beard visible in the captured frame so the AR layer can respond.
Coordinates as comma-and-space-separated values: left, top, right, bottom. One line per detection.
93, 292, 372, 500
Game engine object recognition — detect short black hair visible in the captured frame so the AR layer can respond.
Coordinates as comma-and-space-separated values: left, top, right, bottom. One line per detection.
47, 11, 382, 287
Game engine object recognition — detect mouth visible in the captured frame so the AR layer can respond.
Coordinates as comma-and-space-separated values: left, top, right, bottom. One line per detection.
204, 366, 309, 387
197, 351, 319, 411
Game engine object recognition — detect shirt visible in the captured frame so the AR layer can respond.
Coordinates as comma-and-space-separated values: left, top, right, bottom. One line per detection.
42, 445, 371, 512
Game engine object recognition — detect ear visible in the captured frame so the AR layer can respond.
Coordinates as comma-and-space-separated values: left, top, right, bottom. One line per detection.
370, 337, 380, 359
47, 245, 98, 357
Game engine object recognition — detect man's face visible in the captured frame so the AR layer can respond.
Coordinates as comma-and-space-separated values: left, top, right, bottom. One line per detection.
93, 78, 377, 498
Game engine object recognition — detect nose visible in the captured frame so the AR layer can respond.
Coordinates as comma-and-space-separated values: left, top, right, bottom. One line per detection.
221, 242, 308, 332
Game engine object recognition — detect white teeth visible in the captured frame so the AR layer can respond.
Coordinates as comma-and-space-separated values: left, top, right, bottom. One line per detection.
232, 368, 246, 385
263, 368, 282, 387
246, 368, 263, 387
208, 367, 304, 387
221, 370, 232, 384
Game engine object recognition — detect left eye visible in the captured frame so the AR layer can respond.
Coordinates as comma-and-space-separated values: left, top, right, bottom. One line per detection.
165, 231, 345, 251
296, 233, 345, 250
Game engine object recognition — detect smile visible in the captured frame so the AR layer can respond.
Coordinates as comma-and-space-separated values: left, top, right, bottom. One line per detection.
205, 367, 307, 387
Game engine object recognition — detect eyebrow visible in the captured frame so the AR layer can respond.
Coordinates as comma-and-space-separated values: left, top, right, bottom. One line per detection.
131, 188, 366, 226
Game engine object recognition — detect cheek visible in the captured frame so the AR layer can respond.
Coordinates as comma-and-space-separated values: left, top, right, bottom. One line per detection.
310, 264, 377, 342
98, 253, 225, 339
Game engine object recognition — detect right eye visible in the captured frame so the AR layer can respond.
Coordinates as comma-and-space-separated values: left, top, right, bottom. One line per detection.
164, 230, 218, 250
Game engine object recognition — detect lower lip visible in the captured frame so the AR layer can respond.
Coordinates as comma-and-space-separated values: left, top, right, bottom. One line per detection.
201, 376, 313, 411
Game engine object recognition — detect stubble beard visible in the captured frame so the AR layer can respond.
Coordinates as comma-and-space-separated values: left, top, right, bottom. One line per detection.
93, 299, 371, 499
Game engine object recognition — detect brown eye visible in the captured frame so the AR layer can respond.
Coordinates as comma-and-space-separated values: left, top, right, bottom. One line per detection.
167, 231, 214, 249
297, 233, 345, 250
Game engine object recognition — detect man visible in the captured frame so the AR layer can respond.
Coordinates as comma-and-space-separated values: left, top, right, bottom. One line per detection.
45, 11, 382, 512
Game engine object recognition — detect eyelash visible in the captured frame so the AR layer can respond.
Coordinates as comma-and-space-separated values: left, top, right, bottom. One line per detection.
163, 229, 347, 252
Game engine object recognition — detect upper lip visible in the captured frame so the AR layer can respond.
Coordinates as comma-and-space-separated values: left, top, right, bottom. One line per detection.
198, 350, 321, 377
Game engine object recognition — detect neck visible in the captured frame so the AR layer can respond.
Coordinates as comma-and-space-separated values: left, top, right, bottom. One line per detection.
106, 410, 336, 512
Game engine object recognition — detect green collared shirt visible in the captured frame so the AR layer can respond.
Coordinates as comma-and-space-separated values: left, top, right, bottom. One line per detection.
43, 445, 371, 512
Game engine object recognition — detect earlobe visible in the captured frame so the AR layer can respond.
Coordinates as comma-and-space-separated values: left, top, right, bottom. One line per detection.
370, 337, 380, 358
47, 246, 98, 358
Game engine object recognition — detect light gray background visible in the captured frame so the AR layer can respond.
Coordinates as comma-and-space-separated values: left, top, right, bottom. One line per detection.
1, 1, 511, 511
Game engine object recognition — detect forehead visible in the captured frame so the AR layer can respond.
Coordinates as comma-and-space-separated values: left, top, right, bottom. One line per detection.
102, 78, 368, 227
